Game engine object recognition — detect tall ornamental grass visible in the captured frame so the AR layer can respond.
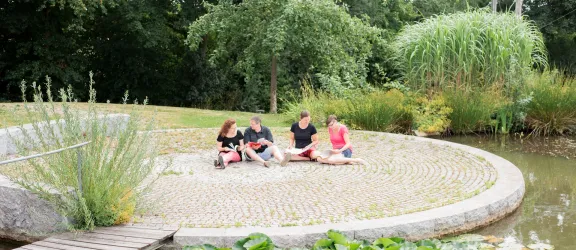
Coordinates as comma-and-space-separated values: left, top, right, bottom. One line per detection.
394, 10, 547, 91
524, 71, 576, 136
5, 73, 160, 229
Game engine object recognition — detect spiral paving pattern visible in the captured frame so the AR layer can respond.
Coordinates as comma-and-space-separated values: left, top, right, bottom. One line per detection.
137, 130, 497, 228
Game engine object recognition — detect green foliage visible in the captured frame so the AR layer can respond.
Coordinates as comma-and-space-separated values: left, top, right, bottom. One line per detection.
394, 9, 547, 91
284, 86, 412, 133
522, 0, 576, 76
443, 88, 505, 134
412, 0, 490, 18
183, 231, 535, 250
524, 71, 576, 136
187, 0, 381, 111
411, 94, 452, 134
4, 74, 160, 229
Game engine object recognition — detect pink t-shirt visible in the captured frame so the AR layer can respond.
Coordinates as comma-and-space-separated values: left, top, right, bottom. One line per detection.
329, 124, 352, 151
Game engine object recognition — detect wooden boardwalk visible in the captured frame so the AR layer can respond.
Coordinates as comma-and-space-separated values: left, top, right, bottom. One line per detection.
15, 226, 178, 250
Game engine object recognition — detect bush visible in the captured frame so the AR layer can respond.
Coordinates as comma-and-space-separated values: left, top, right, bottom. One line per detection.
283, 87, 412, 132
394, 9, 547, 91
5, 73, 160, 229
525, 71, 576, 135
282, 80, 347, 126
343, 90, 412, 132
411, 94, 452, 134
443, 87, 506, 134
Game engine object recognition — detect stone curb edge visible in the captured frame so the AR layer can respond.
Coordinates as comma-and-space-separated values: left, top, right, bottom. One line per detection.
173, 132, 525, 248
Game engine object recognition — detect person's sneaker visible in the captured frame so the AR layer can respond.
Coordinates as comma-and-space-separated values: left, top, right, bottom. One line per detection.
263, 161, 271, 168
280, 153, 291, 167
218, 155, 225, 169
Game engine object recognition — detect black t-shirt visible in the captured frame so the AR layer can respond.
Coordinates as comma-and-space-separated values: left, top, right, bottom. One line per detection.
290, 122, 317, 149
217, 130, 244, 155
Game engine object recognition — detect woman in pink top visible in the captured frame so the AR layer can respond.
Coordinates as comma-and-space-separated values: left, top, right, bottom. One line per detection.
317, 115, 367, 165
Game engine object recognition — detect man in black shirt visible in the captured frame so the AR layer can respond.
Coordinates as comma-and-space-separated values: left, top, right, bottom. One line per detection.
244, 116, 290, 167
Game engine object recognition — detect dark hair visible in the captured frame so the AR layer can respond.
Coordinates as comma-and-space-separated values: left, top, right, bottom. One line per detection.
300, 110, 310, 120
250, 116, 261, 124
219, 118, 236, 137
326, 115, 337, 126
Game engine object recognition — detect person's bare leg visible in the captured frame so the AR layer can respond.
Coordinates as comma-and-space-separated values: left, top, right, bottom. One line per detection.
309, 150, 321, 161
245, 148, 266, 165
290, 154, 311, 161
270, 146, 284, 162
318, 155, 367, 165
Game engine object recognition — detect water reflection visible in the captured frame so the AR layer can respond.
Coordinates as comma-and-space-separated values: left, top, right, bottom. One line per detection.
444, 135, 576, 250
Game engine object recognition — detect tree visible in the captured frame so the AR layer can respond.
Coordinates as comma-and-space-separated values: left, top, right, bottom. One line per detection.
521, 0, 576, 74
412, 0, 490, 17
186, 0, 380, 113
0, 0, 117, 101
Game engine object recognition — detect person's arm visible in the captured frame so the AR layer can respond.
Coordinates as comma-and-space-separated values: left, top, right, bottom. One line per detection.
306, 125, 319, 149
238, 140, 245, 152
288, 132, 295, 149
264, 127, 274, 146
288, 124, 295, 149
217, 141, 231, 152
338, 133, 352, 152
237, 130, 245, 151
309, 133, 319, 149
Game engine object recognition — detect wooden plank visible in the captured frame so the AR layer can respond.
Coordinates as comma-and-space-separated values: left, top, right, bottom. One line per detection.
90, 229, 166, 240
32, 241, 94, 250
16, 245, 59, 250
101, 227, 173, 237
43, 238, 137, 250
51, 235, 149, 249
83, 232, 157, 244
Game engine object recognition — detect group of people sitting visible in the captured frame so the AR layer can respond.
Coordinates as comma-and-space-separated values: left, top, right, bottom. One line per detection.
214, 110, 367, 169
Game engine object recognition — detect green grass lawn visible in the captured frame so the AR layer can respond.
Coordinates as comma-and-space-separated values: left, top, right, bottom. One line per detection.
0, 102, 292, 129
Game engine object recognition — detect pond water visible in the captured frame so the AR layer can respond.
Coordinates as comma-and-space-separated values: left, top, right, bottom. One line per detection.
444, 135, 576, 250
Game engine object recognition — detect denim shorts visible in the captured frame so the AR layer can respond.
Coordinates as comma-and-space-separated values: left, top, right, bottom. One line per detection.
341, 148, 352, 158
246, 147, 273, 161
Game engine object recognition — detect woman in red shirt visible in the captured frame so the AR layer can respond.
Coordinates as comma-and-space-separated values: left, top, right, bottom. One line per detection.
317, 115, 367, 165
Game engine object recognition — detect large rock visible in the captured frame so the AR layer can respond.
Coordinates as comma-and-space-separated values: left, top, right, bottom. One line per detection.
0, 175, 68, 242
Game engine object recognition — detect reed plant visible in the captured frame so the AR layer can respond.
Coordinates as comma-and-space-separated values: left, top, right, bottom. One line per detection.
344, 89, 412, 132
394, 9, 547, 92
4, 73, 160, 229
443, 87, 506, 134
282, 78, 347, 125
524, 71, 576, 135
284, 86, 412, 132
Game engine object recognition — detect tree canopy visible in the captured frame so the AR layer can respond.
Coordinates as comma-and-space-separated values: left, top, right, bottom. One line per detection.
1, 0, 576, 110
186, 0, 380, 112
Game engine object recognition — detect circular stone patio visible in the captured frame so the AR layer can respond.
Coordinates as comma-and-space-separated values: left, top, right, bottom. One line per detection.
135, 129, 524, 247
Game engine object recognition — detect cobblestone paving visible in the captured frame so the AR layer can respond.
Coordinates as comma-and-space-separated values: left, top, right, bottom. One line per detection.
136, 129, 497, 228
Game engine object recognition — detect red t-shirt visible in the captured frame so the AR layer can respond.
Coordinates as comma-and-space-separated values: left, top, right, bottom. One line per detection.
329, 124, 352, 151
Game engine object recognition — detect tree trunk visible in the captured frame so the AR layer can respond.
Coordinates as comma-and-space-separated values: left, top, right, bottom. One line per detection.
269, 55, 278, 113
201, 35, 208, 59
515, 0, 523, 17
492, 0, 497, 12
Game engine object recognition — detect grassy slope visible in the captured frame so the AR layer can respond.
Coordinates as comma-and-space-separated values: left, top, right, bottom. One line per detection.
0, 103, 292, 129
